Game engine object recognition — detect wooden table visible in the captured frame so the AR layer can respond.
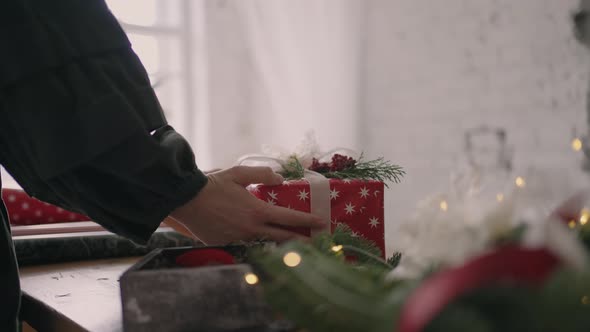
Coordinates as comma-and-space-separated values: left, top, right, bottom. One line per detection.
19, 257, 140, 332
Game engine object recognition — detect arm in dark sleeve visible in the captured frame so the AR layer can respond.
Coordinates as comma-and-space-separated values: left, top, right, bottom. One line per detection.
0, 48, 208, 244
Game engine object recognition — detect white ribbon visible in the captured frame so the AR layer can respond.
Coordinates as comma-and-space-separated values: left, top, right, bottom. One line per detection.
236, 152, 355, 235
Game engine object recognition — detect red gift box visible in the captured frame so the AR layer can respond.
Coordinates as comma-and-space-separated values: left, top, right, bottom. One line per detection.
248, 179, 385, 256
2, 188, 88, 225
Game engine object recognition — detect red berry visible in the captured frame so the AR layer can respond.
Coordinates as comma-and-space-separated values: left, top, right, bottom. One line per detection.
330, 154, 356, 172
310, 158, 331, 173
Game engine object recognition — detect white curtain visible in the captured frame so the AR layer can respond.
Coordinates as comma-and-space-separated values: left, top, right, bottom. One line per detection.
195, 0, 366, 168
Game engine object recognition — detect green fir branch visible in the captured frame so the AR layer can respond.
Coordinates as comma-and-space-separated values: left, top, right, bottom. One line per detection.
250, 236, 590, 332
278, 153, 405, 187
387, 252, 402, 269
279, 156, 305, 180
311, 223, 391, 269
324, 154, 405, 188
331, 223, 384, 259
249, 241, 409, 332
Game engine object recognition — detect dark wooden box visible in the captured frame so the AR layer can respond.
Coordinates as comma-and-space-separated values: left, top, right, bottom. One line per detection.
120, 246, 287, 332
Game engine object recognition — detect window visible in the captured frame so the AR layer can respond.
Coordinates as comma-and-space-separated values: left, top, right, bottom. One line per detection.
106, 0, 194, 137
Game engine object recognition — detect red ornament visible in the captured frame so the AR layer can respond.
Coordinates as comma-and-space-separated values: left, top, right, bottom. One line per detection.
308, 154, 357, 173
397, 245, 561, 332
175, 249, 236, 268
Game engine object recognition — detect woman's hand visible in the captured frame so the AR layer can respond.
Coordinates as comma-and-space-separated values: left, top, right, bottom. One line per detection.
167, 166, 327, 245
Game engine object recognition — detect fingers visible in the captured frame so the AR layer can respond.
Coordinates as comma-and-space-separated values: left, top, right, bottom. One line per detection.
264, 205, 328, 229
228, 166, 284, 186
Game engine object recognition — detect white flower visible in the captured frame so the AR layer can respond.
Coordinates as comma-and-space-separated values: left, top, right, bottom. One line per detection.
386, 169, 578, 280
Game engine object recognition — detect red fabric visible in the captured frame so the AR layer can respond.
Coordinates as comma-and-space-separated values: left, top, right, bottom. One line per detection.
397, 246, 560, 332
2, 188, 88, 225
175, 249, 236, 267
248, 179, 385, 256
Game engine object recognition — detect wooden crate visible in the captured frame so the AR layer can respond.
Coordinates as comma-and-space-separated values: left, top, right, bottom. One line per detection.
120, 246, 290, 332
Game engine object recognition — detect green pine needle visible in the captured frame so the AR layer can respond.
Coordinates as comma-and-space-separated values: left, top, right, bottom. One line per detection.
324, 155, 405, 188
249, 241, 406, 332
387, 252, 402, 269
279, 153, 404, 187
280, 156, 306, 180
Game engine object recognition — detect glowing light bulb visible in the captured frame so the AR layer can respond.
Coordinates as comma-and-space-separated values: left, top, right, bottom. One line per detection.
569, 220, 577, 229
331, 245, 343, 252
496, 193, 504, 202
439, 200, 448, 212
515, 177, 526, 188
580, 209, 590, 226
572, 138, 583, 152
244, 273, 259, 285
283, 252, 302, 267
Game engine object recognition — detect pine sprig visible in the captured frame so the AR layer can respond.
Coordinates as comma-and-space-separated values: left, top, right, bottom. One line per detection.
324, 154, 405, 188
280, 156, 306, 180
387, 252, 402, 269
279, 153, 405, 187
311, 224, 395, 271
249, 241, 407, 332
331, 223, 384, 259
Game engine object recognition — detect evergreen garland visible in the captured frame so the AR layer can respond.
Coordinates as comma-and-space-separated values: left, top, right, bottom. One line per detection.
249, 223, 590, 332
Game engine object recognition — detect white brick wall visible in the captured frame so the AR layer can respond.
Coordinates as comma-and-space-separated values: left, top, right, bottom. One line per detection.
361, 0, 590, 253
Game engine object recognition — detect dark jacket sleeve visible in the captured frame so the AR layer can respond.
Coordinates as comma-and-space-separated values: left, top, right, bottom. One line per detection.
0, 1, 208, 243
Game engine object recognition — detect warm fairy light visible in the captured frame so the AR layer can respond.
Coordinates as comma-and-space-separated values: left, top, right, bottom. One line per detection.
439, 200, 448, 212
569, 220, 577, 229
572, 138, 583, 152
580, 209, 590, 226
515, 177, 526, 188
283, 252, 302, 267
244, 273, 259, 285
496, 193, 504, 202
331, 245, 343, 252
582, 295, 590, 305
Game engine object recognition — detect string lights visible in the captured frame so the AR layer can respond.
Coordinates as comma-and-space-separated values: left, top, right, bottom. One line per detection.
331, 245, 343, 253
283, 252, 302, 267
572, 138, 583, 152
515, 177, 526, 188
244, 273, 259, 285
580, 209, 590, 226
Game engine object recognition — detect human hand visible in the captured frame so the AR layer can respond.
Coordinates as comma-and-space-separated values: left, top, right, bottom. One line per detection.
167, 166, 327, 245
